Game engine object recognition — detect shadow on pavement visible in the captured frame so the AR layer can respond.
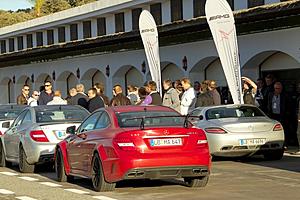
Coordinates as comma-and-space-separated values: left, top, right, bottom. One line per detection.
212, 154, 300, 173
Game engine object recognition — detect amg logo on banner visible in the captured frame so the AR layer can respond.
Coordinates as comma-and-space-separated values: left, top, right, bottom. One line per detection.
209, 14, 230, 21
141, 28, 155, 33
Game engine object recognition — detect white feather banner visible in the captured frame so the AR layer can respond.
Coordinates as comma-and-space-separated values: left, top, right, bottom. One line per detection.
205, 0, 244, 104
139, 10, 162, 95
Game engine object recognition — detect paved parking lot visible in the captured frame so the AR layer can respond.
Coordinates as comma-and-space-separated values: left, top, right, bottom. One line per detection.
0, 153, 299, 200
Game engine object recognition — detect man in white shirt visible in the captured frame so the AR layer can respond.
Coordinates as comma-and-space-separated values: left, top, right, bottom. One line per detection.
180, 78, 196, 115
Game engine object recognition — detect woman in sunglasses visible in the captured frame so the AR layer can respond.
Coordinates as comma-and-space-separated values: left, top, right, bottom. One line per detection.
28, 91, 40, 107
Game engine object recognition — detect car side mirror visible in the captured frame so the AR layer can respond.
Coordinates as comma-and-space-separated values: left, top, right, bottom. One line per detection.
2, 121, 11, 129
199, 115, 204, 120
66, 126, 76, 135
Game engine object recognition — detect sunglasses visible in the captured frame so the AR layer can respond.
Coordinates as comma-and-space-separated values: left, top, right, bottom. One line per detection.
45, 84, 51, 87
33, 94, 39, 96
24, 89, 30, 91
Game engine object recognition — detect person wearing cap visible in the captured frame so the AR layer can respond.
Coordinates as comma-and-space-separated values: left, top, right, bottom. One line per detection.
208, 80, 221, 106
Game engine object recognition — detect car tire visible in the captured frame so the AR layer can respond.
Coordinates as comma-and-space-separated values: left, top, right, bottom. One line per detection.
264, 149, 284, 161
91, 153, 116, 192
55, 148, 69, 182
0, 141, 6, 167
184, 175, 209, 188
19, 145, 35, 173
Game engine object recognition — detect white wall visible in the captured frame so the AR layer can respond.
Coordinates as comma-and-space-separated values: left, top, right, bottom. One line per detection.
1, 26, 300, 103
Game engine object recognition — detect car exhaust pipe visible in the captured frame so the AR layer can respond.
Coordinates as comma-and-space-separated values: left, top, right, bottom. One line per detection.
127, 171, 145, 178
193, 168, 208, 174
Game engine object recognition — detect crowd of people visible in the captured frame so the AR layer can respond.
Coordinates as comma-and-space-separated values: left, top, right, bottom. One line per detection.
15, 75, 300, 153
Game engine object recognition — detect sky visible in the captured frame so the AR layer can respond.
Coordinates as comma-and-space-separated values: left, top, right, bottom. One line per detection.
0, 0, 33, 11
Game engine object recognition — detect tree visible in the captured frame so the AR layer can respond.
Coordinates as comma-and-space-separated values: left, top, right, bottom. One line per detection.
68, 0, 96, 7
27, 0, 45, 17
41, 0, 71, 15
0, 10, 34, 28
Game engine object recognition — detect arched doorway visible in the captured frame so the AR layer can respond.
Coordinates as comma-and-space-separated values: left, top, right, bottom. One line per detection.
56, 71, 78, 98
35, 73, 52, 92
112, 65, 143, 93
16, 75, 32, 98
189, 57, 218, 83
161, 62, 184, 82
81, 69, 106, 92
205, 59, 227, 87
0, 77, 14, 104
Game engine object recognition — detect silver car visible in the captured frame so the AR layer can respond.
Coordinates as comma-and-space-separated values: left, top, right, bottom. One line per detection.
0, 104, 28, 136
0, 105, 89, 173
190, 104, 285, 160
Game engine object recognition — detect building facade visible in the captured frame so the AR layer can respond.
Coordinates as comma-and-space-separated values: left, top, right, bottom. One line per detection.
0, 0, 299, 103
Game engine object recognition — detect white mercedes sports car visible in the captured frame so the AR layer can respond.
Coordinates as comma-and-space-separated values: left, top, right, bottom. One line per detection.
190, 104, 285, 160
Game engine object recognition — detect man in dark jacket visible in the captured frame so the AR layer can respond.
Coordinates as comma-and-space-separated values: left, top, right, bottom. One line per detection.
267, 82, 290, 145
38, 81, 54, 105
110, 85, 131, 107
146, 81, 162, 105
17, 84, 30, 105
87, 88, 105, 113
69, 84, 89, 109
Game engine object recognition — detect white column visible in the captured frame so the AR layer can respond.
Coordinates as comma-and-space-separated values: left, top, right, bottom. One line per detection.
106, 15, 115, 35
43, 31, 48, 46
265, 0, 280, 5
65, 25, 71, 42
124, 10, 132, 32
5, 39, 9, 53
54, 28, 59, 44
162, 0, 171, 24
183, 0, 193, 20
23, 35, 27, 49
106, 75, 113, 98
78, 22, 84, 40
14, 37, 18, 52
32, 33, 37, 48
143, 5, 150, 12
234, 0, 248, 10
91, 19, 97, 37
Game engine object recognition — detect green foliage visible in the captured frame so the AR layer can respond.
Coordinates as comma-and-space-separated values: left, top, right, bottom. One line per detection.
68, 0, 97, 7
41, 0, 71, 15
0, 10, 35, 28
0, 0, 97, 28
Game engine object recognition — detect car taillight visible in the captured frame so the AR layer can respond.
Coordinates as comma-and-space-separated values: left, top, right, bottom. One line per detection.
205, 127, 227, 134
273, 124, 283, 131
30, 130, 49, 142
114, 137, 136, 151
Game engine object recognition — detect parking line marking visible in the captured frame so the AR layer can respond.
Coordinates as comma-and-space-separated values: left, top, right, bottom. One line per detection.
18, 177, 39, 181
64, 189, 90, 194
0, 172, 18, 176
40, 182, 62, 187
16, 196, 37, 200
0, 189, 15, 195
93, 196, 118, 200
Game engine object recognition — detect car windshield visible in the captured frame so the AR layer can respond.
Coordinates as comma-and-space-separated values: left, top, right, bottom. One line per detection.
117, 111, 185, 128
206, 106, 265, 120
0, 108, 25, 120
36, 109, 89, 123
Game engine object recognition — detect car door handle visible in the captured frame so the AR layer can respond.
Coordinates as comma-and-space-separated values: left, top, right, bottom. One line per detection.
77, 133, 87, 140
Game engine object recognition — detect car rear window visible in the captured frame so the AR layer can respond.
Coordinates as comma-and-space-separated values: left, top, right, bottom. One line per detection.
206, 106, 265, 120
117, 111, 185, 128
36, 109, 89, 123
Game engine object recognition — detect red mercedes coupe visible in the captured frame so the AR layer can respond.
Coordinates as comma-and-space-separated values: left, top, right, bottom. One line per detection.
55, 106, 211, 191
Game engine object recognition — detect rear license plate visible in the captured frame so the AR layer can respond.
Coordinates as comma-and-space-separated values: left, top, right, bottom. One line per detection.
55, 131, 66, 139
239, 138, 266, 146
150, 138, 182, 147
